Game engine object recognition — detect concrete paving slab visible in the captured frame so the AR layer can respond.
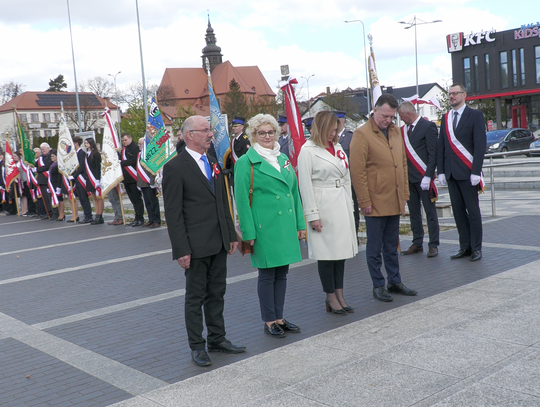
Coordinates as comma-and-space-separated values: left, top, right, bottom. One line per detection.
429, 382, 540, 406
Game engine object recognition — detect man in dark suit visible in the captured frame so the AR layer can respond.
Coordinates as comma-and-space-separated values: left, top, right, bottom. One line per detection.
35, 142, 59, 220
120, 133, 145, 227
398, 101, 440, 257
163, 115, 245, 367
71, 136, 93, 223
438, 83, 486, 262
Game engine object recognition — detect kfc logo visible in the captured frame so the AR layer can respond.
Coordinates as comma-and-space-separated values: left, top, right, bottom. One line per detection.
447, 29, 496, 53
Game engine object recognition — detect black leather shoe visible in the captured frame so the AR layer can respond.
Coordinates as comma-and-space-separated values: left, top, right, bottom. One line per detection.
325, 300, 347, 315
401, 244, 423, 255
132, 220, 144, 227
343, 306, 355, 313
427, 247, 438, 257
278, 319, 301, 333
387, 282, 417, 296
450, 249, 471, 259
207, 339, 246, 354
264, 322, 286, 338
469, 250, 482, 262
79, 217, 93, 224
373, 286, 393, 302
191, 349, 211, 366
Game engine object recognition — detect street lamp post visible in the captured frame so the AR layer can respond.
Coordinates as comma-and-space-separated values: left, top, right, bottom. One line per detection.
300, 74, 315, 116
108, 71, 122, 135
399, 16, 442, 112
344, 19, 371, 115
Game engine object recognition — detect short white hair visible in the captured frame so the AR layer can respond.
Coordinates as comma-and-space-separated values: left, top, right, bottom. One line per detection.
40, 142, 50, 149
246, 114, 279, 144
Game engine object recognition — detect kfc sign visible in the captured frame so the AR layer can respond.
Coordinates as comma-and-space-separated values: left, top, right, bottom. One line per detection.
447, 29, 496, 53
514, 23, 540, 40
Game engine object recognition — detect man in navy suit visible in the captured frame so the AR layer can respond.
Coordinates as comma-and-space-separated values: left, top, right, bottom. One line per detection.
398, 101, 439, 257
163, 115, 245, 367
437, 84, 486, 262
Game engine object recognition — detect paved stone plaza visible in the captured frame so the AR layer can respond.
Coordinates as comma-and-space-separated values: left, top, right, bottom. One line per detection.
0, 194, 539, 406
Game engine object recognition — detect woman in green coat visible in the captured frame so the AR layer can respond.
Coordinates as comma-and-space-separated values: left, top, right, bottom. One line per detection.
235, 114, 306, 339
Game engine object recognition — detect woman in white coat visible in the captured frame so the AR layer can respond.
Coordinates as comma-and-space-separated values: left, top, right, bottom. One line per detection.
298, 111, 358, 314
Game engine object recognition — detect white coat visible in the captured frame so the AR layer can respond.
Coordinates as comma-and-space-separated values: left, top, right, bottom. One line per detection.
297, 140, 358, 260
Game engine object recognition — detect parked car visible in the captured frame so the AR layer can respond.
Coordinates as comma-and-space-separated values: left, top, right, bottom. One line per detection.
528, 138, 540, 156
485, 128, 535, 157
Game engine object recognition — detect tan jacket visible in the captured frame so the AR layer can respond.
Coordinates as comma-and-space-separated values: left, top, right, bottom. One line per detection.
350, 117, 409, 217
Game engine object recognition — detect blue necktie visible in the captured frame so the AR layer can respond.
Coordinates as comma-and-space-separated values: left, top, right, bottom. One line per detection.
200, 155, 211, 181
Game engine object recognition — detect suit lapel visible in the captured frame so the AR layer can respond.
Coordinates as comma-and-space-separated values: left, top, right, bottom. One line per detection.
313, 143, 346, 177
248, 148, 288, 185
456, 106, 470, 133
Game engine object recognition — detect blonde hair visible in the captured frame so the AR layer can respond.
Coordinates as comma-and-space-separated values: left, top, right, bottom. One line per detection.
246, 114, 279, 144
310, 111, 339, 148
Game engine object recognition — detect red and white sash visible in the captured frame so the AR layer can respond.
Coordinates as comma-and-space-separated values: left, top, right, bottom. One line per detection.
62, 175, 74, 201
21, 161, 41, 199
85, 154, 102, 198
122, 147, 138, 181
136, 153, 152, 185
444, 112, 485, 190
401, 126, 438, 199
44, 171, 59, 208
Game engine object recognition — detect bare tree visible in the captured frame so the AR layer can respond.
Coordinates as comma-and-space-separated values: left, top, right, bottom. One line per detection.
79, 76, 115, 99
0, 81, 26, 104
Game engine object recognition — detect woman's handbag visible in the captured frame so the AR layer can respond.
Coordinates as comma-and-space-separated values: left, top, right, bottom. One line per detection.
237, 164, 254, 256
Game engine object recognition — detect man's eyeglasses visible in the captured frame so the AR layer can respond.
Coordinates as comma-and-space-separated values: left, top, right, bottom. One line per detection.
448, 91, 464, 97
257, 130, 275, 137
190, 129, 213, 134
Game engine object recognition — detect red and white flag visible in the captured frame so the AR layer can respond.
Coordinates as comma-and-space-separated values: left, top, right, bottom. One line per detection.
4, 142, 20, 192
100, 108, 123, 196
279, 76, 306, 175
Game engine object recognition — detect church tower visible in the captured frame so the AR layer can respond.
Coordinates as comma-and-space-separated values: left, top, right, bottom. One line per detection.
201, 17, 223, 73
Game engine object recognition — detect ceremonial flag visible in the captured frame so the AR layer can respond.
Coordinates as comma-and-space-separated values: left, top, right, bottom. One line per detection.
15, 111, 35, 166
368, 34, 382, 106
206, 59, 229, 167
279, 76, 306, 174
4, 141, 20, 192
403, 94, 442, 110
100, 108, 124, 196
56, 112, 79, 177
140, 98, 176, 175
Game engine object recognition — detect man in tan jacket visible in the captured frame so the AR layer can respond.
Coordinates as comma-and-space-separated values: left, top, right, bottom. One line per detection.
350, 94, 417, 302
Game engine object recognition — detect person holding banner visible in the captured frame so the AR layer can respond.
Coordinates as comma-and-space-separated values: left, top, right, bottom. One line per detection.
137, 138, 161, 228
71, 137, 92, 224
437, 83, 486, 262
121, 133, 144, 227
397, 101, 440, 258
49, 150, 66, 221
84, 138, 104, 225
35, 143, 59, 220
235, 114, 306, 338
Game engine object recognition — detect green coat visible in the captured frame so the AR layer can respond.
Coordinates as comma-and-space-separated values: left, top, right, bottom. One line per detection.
235, 147, 306, 268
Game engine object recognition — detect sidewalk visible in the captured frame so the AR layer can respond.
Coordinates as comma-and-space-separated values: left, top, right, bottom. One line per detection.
111, 258, 540, 406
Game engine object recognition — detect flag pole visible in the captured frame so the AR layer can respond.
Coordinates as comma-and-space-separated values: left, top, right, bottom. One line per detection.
135, 0, 148, 126
66, 0, 82, 132
117, 185, 126, 225
14, 186, 20, 217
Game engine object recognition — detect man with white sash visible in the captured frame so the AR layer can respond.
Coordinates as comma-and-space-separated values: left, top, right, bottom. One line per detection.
121, 133, 145, 227
398, 101, 440, 258
437, 83, 486, 262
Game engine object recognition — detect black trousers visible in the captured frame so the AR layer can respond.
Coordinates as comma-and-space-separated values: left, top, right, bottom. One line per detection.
317, 260, 346, 293
39, 184, 59, 218
447, 177, 482, 251
184, 249, 227, 350
75, 180, 92, 220
408, 181, 439, 248
258, 265, 289, 322
141, 187, 161, 223
365, 215, 401, 288
124, 182, 144, 221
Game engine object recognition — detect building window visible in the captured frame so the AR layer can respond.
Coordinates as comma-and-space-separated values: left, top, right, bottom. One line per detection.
463, 57, 471, 92
473, 55, 479, 92
20, 114, 27, 122
520, 48, 525, 86
44, 130, 52, 138
535, 46, 540, 84
54, 113, 61, 122
512, 49, 518, 87
43, 113, 50, 122
31, 113, 39, 122
32, 130, 40, 138
485, 54, 490, 91
500, 51, 508, 88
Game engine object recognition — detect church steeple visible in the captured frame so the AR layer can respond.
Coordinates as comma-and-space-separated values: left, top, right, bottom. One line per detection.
201, 16, 223, 73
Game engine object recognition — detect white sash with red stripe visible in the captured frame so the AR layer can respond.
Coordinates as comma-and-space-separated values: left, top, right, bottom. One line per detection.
402, 126, 438, 199
45, 171, 59, 208
21, 161, 41, 199
444, 112, 485, 190
85, 154, 102, 198
136, 153, 152, 185
62, 175, 74, 201
122, 147, 138, 181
